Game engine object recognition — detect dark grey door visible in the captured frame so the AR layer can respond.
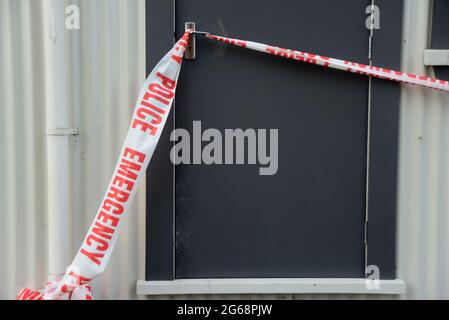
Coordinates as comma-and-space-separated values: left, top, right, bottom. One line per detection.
146, 0, 402, 280
432, 0, 449, 81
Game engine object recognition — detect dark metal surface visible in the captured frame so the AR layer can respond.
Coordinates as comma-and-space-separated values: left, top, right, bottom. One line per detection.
146, 0, 402, 280
145, 0, 175, 280
174, 0, 370, 279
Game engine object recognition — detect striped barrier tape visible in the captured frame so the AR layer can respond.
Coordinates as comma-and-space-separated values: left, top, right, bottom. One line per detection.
17, 30, 449, 300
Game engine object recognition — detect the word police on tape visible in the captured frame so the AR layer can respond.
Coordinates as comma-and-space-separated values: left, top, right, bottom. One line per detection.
17, 29, 449, 300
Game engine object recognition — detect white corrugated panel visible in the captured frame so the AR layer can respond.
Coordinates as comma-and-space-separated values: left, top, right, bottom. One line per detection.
0, 0, 146, 299
397, 0, 449, 300
158, 0, 449, 301
0, 0, 47, 300
1, 0, 448, 300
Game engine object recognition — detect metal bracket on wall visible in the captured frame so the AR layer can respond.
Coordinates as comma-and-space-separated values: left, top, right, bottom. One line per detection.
46, 128, 78, 136
185, 22, 196, 60
424, 49, 449, 66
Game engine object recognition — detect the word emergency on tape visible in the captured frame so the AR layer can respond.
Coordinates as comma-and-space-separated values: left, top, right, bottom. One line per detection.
80, 147, 146, 265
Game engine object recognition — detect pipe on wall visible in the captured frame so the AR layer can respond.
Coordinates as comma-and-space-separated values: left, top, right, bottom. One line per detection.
44, 0, 72, 281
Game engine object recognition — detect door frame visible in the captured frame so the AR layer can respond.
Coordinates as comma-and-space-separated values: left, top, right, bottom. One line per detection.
143, 0, 403, 292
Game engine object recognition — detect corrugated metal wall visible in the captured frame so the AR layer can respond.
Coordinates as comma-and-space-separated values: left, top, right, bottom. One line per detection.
0, 0, 146, 299
0, 0, 48, 300
0, 0, 448, 300
397, 0, 449, 300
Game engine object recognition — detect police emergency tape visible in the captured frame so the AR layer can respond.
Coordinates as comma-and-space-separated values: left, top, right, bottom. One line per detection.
17, 30, 449, 300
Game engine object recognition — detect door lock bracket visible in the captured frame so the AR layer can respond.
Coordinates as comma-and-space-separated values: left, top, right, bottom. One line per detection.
184, 22, 196, 60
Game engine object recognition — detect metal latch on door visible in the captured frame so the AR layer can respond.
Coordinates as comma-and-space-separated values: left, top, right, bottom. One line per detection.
184, 22, 210, 60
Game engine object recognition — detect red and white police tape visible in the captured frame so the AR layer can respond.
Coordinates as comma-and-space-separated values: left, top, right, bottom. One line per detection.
206, 34, 449, 92
17, 30, 449, 300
